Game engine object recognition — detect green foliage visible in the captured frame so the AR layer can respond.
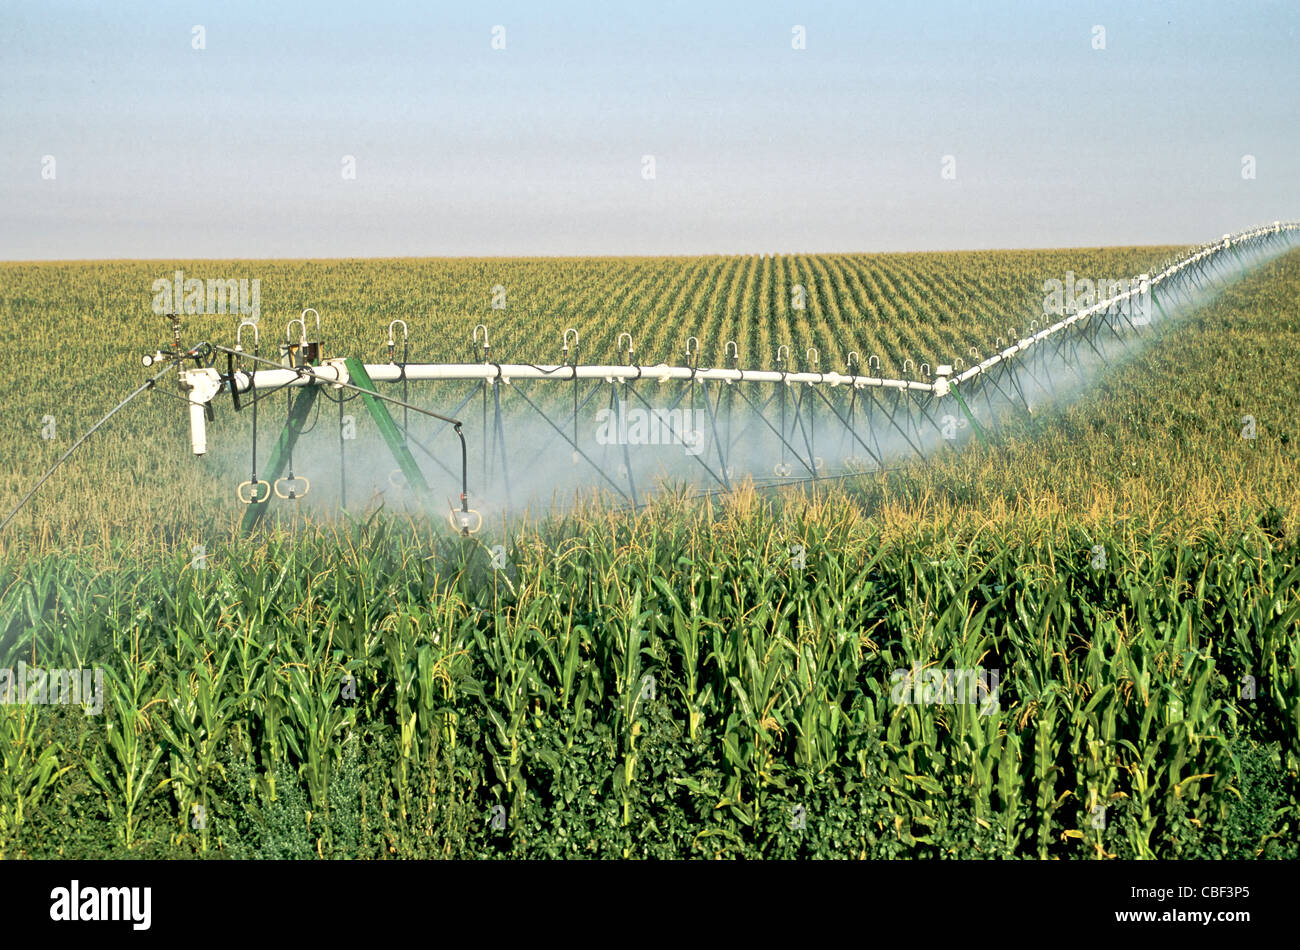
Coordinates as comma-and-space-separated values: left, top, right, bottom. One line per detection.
1, 247, 1298, 858
0, 504, 1296, 858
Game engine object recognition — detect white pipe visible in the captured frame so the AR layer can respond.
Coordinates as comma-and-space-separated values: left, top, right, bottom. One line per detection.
225, 361, 939, 394
948, 222, 1297, 385
189, 401, 207, 455
181, 367, 223, 455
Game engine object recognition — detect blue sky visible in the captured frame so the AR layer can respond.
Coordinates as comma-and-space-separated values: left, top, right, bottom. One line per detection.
2, 0, 1297, 257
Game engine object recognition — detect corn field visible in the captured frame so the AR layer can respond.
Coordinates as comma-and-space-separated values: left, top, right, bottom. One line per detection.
0, 247, 1297, 857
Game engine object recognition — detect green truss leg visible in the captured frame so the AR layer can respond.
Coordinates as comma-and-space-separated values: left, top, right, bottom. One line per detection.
950, 383, 990, 449
240, 386, 320, 533
240, 360, 435, 534
343, 358, 432, 497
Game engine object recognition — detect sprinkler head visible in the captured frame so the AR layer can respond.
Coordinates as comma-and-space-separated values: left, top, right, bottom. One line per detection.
448, 508, 482, 535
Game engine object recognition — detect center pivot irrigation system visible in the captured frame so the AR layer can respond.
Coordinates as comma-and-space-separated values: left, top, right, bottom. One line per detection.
3, 222, 1296, 537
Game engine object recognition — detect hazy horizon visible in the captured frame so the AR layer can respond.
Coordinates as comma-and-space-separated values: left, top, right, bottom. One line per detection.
0, 239, 1207, 264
